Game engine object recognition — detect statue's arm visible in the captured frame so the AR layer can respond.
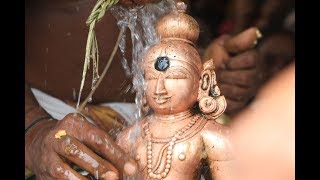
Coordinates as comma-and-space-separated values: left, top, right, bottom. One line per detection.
201, 121, 235, 180
116, 127, 132, 154
116, 120, 144, 154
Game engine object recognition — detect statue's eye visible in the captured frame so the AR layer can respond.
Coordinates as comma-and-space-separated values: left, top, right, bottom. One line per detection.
145, 73, 157, 80
166, 72, 187, 79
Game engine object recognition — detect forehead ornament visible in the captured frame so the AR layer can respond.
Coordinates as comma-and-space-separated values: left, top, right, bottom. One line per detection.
155, 56, 170, 71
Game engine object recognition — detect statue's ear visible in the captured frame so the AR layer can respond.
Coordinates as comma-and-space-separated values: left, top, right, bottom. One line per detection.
198, 69, 212, 101
198, 59, 227, 119
198, 59, 215, 101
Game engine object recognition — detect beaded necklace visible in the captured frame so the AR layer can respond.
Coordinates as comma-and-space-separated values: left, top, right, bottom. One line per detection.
143, 115, 200, 179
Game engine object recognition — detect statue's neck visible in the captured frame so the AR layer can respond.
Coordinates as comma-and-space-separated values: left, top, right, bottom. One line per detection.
151, 110, 193, 124
146, 110, 201, 139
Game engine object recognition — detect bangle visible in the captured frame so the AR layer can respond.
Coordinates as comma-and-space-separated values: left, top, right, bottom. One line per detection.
25, 115, 53, 135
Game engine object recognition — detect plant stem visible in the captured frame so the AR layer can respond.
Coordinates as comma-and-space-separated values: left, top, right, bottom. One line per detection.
78, 27, 126, 112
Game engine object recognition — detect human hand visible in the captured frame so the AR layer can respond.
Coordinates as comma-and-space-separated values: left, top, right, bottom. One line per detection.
203, 27, 262, 115
25, 113, 137, 180
258, 32, 295, 82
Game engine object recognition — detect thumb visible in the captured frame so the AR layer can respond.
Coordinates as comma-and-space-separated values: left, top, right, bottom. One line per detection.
224, 27, 262, 54
202, 35, 231, 68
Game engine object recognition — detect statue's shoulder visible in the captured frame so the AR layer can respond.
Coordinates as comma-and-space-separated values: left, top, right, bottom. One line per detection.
200, 118, 234, 161
202, 117, 231, 133
116, 118, 146, 152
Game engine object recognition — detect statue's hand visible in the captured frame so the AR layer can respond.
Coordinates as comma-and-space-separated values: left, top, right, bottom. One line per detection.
26, 113, 137, 180
203, 27, 262, 116
119, 0, 161, 6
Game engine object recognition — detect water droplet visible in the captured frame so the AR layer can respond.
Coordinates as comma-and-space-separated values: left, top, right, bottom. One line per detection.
72, 88, 77, 101
94, 170, 99, 179
92, 77, 99, 89
44, 80, 47, 89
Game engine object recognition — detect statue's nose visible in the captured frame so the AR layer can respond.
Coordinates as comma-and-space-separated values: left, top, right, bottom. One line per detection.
155, 73, 167, 95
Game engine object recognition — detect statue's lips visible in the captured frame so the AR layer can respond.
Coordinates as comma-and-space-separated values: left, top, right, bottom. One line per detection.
153, 95, 172, 104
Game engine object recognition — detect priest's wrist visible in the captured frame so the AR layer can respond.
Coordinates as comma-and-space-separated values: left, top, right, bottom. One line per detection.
25, 107, 56, 170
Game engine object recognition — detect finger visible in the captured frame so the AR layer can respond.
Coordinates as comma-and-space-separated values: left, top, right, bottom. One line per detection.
86, 105, 126, 130
203, 40, 230, 68
60, 114, 138, 176
45, 154, 86, 180
63, 102, 126, 132
53, 135, 120, 180
217, 69, 258, 87
226, 50, 259, 70
224, 27, 262, 54
225, 98, 248, 115
83, 124, 138, 176
219, 83, 256, 102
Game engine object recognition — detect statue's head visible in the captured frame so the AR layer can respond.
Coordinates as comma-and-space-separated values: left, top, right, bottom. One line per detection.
142, 2, 226, 118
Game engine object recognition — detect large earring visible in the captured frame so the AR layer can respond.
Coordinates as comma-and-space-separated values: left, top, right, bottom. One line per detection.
198, 59, 227, 118
199, 96, 217, 114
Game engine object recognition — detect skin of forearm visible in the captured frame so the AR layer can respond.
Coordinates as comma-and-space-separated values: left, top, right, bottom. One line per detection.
25, 82, 56, 168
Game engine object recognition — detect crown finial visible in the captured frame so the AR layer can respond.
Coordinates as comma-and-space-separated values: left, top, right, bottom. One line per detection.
155, 1, 199, 45
176, 1, 187, 13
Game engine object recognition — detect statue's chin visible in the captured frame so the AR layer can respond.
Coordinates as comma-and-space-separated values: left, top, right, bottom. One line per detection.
148, 98, 197, 115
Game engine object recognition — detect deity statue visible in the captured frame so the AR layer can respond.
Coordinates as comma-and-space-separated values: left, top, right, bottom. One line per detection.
117, 2, 234, 179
